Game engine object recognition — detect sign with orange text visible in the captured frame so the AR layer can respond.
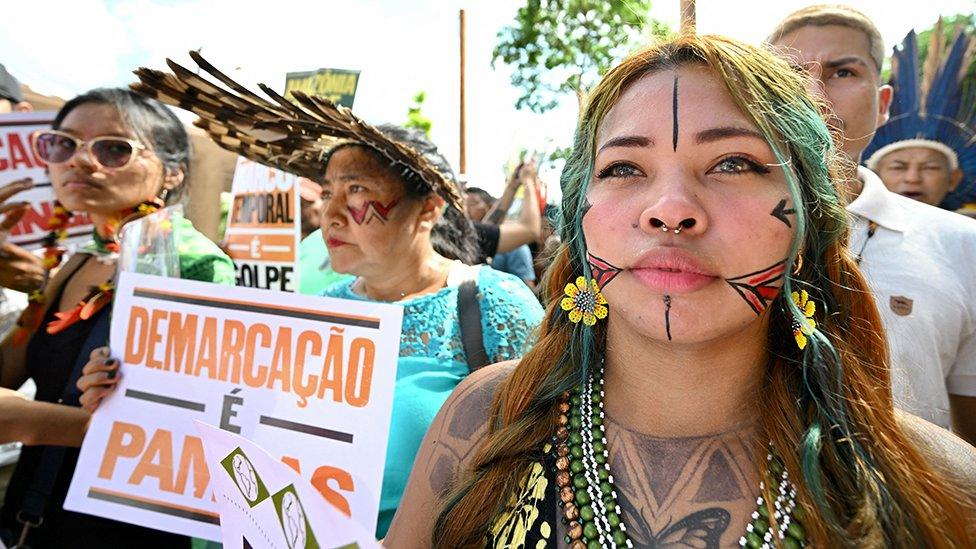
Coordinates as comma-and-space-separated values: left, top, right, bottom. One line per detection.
0, 112, 93, 249
225, 157, 301, 291
65, 272, 403, 540
196, 422, 380, 548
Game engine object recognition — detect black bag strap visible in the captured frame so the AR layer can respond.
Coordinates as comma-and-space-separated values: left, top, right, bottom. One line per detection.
16, 284, 112, 541
456, 265, 490, 373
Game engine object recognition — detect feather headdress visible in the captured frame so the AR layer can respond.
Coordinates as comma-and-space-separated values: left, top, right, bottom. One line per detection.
863, 21, 976, 209
130, 51, 464, 210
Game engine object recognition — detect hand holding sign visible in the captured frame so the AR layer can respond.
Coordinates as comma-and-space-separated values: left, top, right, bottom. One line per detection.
77, 346, 121, 414
0, 177, 43, 292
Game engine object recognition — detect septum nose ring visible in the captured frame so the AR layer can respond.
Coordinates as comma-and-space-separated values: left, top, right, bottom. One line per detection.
650, 218, 696, 234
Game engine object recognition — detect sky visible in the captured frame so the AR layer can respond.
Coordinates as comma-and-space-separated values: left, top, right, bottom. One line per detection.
2, 0, 974, 198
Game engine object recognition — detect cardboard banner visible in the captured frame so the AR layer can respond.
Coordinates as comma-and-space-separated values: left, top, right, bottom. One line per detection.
196, 422, 380, 549
226, 157, 301, 291
65, 272, 403, 540
0, 112, 92, 249
284, 69, 361, 108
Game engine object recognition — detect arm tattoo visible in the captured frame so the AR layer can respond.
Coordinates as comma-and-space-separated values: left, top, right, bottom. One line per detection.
425, 366, 513, 496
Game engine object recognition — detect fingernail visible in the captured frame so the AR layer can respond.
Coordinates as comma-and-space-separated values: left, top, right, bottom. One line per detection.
107, 370, 117, 380
106, 358, 118, 366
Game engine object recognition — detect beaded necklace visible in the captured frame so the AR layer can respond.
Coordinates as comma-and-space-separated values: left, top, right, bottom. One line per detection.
552, 360, 808, 549
11, 198, 162, 345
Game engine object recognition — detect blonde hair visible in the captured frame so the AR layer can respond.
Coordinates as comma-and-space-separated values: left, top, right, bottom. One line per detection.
768, 4, 885, 73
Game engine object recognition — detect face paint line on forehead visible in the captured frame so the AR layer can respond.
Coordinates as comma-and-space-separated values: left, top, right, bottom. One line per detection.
671, 74, 679, 152
588, 252, 622, 288
724, 259, 787, 316
770, 199, 796, 228
348, 199, 399, 225
663, 295, 673, 341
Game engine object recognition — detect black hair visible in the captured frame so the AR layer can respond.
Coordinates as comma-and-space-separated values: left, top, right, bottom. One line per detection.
465, 186, 496, 207
54, 87, 190, 205
326, 124, 481, 265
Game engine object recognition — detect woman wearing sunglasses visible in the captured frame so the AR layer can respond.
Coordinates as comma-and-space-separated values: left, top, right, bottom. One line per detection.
0, 88, 233, 547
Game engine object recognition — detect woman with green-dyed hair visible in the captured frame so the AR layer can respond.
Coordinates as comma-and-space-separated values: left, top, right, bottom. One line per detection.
383, 34, 976, 548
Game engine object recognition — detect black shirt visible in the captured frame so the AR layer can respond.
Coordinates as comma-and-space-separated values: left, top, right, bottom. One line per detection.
1, 265, 189, 548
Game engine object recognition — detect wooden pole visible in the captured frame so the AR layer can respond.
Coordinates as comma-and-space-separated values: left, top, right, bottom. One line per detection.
679, 0, 696, 33
459, 9, 467, 175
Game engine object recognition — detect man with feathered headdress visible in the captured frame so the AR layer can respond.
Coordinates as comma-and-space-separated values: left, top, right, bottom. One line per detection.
864, 20, 976, 212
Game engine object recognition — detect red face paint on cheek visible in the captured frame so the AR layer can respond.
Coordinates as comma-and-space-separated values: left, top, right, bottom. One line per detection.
347, 199, 399, 225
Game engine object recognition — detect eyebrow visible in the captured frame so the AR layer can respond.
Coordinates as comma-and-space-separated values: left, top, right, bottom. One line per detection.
324, 174, 371, 184
597, 135, 653, 153
695, 126, 765, 144
822, 56, 870, 71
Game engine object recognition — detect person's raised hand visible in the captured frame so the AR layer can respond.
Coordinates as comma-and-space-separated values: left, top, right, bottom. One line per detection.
0, 178, 43, 292
77, 347, 121, 414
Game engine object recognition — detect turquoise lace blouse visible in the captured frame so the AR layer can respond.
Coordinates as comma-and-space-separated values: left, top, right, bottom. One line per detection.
322, 264, 544, 538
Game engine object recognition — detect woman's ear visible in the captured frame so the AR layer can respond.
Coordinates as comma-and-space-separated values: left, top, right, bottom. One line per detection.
160, 165, 186, 197
417, 193, 446, 231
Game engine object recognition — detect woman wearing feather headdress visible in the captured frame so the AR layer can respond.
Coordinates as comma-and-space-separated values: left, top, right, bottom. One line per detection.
77, 54, 545, 539
864, 21, 976, 211
0, 88, 234, 547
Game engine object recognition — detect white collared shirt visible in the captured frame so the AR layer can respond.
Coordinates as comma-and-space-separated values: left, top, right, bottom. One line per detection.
848, 167, 976, 427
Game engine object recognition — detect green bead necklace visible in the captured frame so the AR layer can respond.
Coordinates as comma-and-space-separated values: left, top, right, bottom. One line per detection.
552, 362, 808, 549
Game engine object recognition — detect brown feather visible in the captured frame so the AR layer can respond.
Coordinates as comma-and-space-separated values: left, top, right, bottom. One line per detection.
130, 52, 463, 209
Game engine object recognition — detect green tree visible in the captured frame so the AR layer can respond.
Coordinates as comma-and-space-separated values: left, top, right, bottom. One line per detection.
404, 91, 433, 137
493, 0, 670, 114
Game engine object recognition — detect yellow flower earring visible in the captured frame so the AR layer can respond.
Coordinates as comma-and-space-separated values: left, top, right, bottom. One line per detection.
561, 276, 608, 326
791, 289, 817, 349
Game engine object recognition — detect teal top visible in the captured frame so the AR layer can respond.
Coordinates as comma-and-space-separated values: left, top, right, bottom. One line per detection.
322, 264, 544, 538
299, 229, 354, 295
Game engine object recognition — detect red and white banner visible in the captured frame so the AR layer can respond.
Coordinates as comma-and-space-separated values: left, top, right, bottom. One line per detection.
0, 112, 92, 249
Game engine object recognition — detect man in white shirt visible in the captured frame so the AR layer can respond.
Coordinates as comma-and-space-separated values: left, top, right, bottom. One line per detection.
769, 5, 976, 444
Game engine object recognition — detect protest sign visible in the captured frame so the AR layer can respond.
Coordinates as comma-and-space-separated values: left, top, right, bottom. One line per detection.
225, 157, 302, 291
0, 112, 92, 249
284, 69, 360, 108
196, 422, 380, 549
65, 272, 403, 540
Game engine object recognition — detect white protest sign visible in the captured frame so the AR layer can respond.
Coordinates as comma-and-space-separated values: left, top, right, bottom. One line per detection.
0, 112, 93, 249
196, 421, 380, 549
65, 272, 402, 540
225, 157, 302, 292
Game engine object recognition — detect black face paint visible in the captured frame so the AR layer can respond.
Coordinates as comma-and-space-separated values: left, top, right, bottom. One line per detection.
582, 197, 593, 219
663, 295, 673, 341
724, 260, 787, 315
672, 75, 679, 152
770, 199, 796, 228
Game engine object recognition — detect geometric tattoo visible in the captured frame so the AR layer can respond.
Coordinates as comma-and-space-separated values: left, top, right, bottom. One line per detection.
724, 260, 786, 315
770, 199, 796, 228
588, 252, 622, 288
347, 199, 399, 225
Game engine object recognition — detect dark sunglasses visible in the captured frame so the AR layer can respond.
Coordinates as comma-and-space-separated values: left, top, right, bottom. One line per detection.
31, 129, 147, 170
